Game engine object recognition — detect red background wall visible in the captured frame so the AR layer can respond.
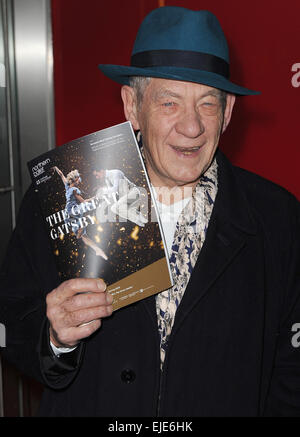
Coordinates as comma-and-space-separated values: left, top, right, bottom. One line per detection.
51, 0, 300, 199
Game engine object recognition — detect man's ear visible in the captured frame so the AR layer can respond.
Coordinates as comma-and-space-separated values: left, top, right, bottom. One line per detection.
222, 93, 236, 133
121, 85, 140, 130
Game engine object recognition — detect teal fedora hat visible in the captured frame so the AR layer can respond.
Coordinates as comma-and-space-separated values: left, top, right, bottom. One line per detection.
98, 6, 259, 96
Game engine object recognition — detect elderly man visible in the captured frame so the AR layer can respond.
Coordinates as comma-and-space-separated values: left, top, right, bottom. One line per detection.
0, 7, 299, 417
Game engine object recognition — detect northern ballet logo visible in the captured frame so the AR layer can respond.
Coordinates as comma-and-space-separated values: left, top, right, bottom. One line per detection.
291, 63, 300, 88
32, 158, 51, 177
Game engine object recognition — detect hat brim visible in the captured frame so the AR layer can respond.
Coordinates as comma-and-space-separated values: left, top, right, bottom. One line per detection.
98, 64, 260, 96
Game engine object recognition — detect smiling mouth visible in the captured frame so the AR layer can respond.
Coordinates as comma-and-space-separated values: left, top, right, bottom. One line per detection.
171, 145, 202, 156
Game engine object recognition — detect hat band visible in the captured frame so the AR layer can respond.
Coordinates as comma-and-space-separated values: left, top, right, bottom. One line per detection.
131, 49, 230, 79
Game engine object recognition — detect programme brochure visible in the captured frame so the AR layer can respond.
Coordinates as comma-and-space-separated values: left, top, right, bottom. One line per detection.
28, 121, 173, 311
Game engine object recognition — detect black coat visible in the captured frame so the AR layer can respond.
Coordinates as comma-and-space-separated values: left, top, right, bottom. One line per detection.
0, 150, 299, 416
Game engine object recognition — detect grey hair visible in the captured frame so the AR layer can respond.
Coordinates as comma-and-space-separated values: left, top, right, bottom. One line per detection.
219, 90, 228, 113
128, 76, 151, 108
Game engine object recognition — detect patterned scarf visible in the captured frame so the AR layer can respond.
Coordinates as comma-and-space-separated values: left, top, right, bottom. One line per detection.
155, 158, 218, 368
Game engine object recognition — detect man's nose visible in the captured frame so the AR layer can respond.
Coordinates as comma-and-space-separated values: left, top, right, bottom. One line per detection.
175, 108, 204, 138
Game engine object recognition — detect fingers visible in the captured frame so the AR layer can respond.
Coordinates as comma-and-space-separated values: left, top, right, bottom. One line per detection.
59, 300, 113, 328
62, 288, 112, 313
46, 278, 113, 348
53, 319, 102, 346
49, 277, 107, 303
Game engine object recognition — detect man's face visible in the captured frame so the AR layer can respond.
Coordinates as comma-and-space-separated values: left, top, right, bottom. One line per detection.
93, 170, 106, 181
122, 78, 235, 189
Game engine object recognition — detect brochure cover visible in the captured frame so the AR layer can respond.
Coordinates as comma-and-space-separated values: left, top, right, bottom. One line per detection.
28, 121, 173, 311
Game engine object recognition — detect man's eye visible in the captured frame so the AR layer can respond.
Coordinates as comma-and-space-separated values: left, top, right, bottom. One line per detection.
163, 102, 175, 107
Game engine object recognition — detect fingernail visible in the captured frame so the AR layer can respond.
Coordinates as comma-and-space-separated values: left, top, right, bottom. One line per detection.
97, 279, 106, 291
106, 293, 113, 304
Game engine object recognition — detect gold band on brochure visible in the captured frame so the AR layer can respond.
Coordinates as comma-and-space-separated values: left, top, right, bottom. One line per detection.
109, 258, 171, 311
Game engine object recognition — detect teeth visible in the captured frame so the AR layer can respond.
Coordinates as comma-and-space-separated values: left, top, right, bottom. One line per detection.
173, 146, 200, 154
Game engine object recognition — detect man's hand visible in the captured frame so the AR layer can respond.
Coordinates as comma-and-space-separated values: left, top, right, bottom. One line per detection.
46, 278, 113, 348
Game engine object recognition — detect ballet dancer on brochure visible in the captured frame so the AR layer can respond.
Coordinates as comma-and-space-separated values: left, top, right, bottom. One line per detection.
52, 166, 108, 260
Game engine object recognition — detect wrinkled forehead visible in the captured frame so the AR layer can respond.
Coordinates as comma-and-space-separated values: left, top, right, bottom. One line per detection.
143, 77, 224, 99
